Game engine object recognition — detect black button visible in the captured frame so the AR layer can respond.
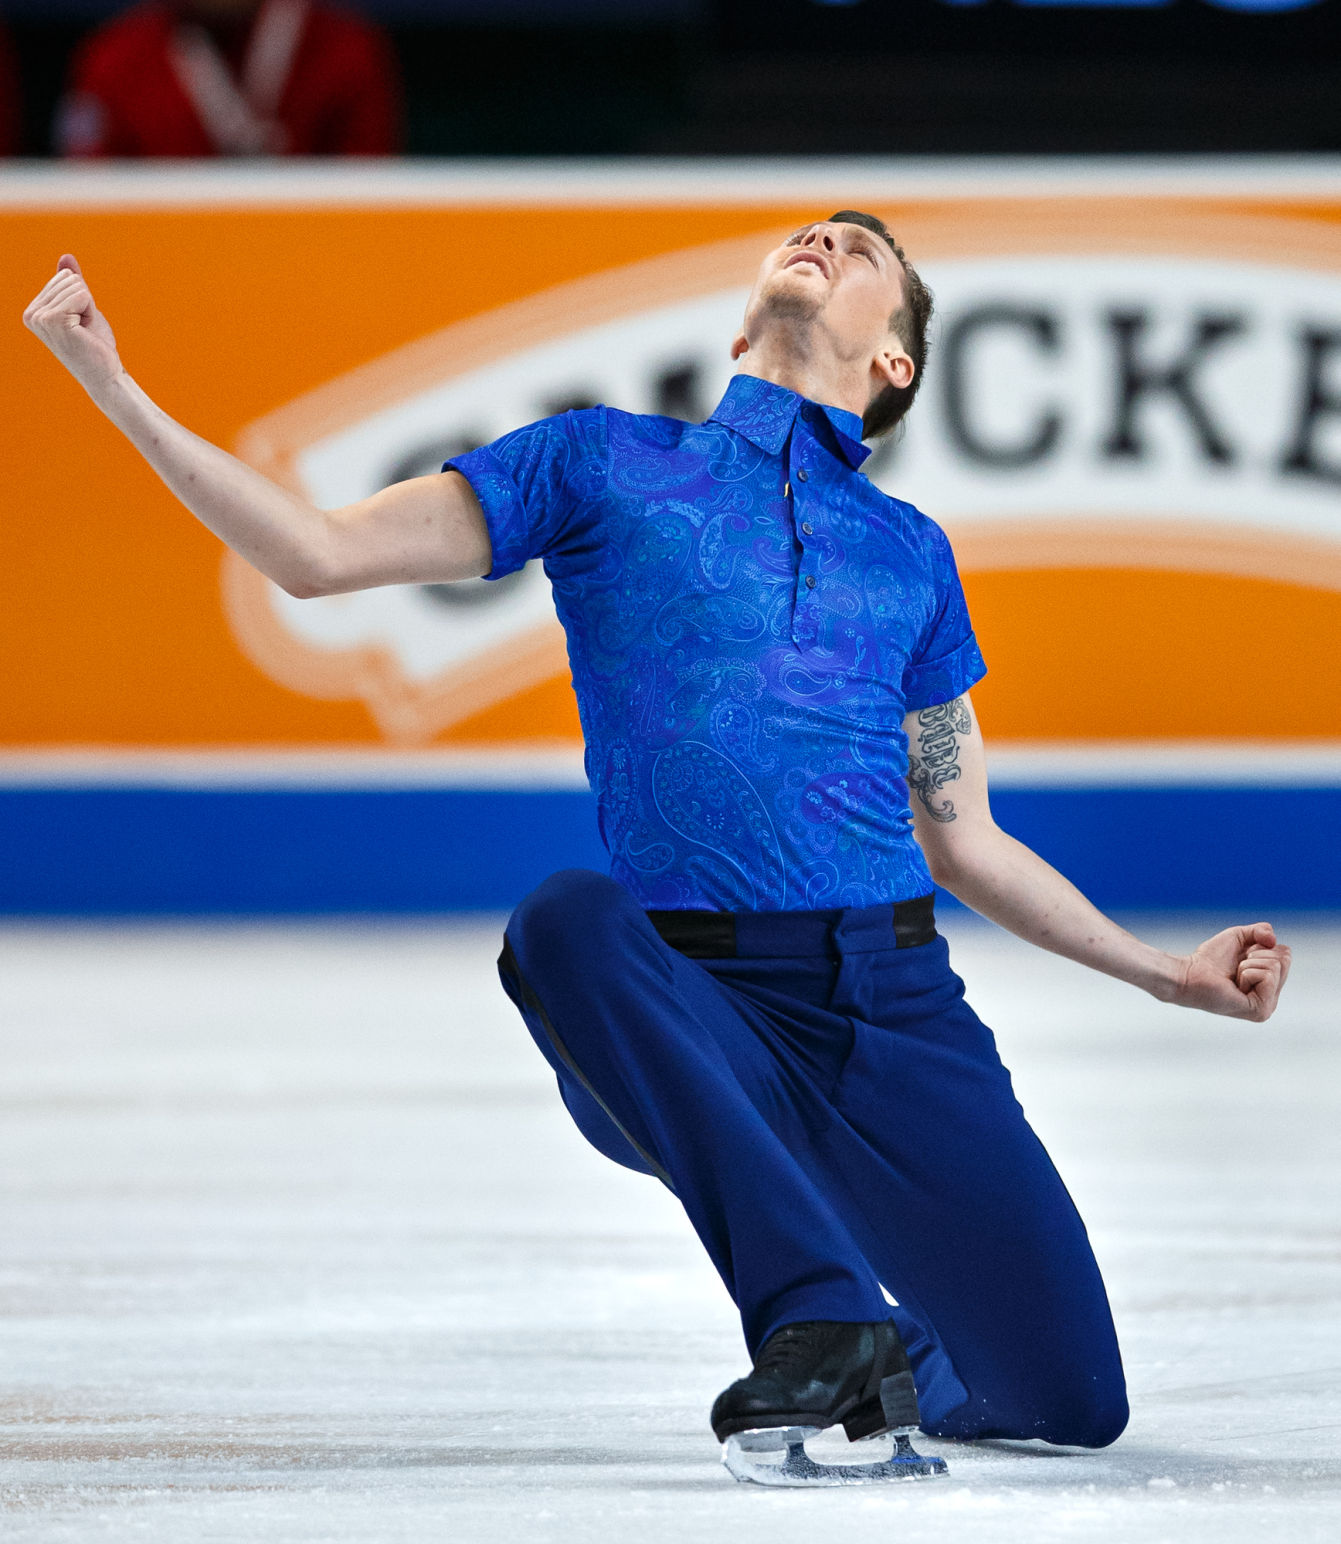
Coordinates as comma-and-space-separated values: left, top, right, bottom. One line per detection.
796, 468, 809, 482
805, 574, 817, 589
801, 521, 814, 535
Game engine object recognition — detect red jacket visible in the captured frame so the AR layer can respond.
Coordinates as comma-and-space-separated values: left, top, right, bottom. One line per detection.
59, 1, 401, 158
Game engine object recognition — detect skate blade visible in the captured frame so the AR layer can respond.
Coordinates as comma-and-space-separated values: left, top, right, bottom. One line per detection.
722, 1425, 949, 1488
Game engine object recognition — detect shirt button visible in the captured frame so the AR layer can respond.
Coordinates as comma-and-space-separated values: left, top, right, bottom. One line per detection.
801, 521, 814, 535
796, 468, 809, 482
805, 574, 817, 589
783, 481, 791, 497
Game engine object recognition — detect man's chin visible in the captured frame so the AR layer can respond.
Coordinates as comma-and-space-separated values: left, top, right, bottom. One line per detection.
755, 277, 824, 327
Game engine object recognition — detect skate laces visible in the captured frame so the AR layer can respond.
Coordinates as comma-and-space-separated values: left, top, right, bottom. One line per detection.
753, 1323, 828, 1375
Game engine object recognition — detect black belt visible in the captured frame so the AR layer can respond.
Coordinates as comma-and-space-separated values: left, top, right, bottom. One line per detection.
647, 893, 937, 960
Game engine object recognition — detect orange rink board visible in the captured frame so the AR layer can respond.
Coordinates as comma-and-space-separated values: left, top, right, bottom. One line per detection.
2, 161, 1340, 911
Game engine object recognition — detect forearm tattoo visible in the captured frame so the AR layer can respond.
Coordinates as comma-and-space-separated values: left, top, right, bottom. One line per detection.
907, 696, 971, 823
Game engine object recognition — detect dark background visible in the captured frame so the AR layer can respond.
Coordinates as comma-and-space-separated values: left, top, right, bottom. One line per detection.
4, 0, 1340, 157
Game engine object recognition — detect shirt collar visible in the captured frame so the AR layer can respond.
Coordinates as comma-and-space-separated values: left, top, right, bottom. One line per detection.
706, 374, 871, 469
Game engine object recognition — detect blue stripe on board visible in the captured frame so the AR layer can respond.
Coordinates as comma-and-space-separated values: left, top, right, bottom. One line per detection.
992, 786, 1315, 911
0, 785, 1335, 915
0, 788, 608, 915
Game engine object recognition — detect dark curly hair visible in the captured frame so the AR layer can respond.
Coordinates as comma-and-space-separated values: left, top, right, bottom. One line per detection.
826, 210, 934, 441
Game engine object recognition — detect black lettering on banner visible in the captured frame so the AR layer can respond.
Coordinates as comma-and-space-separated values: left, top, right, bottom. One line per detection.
1102, 310, 1245, 465
1280, 328, 1341, 486
543, 391, 600, 417
385, 432, 485, 486
941, 304, 1063, 468
655, 361, 709, 423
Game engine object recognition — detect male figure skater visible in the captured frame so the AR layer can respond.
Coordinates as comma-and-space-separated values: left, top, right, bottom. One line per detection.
24, 218, 1291, 1484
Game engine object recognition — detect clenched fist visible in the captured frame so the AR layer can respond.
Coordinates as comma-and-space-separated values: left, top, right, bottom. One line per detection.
22, 254, 124, 397
1172, 921, 1292, 1022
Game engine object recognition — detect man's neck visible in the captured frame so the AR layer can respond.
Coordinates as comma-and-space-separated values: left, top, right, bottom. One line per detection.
734, 329, 870, 422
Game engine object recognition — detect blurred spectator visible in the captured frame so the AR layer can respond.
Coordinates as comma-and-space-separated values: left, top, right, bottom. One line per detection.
0, 21, 19, 157
58, 1, 400, 158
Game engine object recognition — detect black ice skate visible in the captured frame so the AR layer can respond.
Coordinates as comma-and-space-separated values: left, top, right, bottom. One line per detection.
710, 1319, 949, 1488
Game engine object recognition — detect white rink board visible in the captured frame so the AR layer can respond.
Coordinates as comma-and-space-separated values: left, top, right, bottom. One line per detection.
0, 916, 1338, 1544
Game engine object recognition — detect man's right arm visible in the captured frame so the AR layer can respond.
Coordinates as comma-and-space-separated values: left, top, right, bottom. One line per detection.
22, 255, 492, 597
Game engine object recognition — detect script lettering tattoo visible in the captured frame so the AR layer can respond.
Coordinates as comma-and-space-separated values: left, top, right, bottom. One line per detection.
907, 696, 971, 823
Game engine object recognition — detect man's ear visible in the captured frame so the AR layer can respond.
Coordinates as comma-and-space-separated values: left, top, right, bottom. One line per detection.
730, 332, 749, 361
873, 344, 915, 392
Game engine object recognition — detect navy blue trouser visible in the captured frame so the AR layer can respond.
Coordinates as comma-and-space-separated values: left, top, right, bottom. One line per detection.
498, 868, 1128, 1447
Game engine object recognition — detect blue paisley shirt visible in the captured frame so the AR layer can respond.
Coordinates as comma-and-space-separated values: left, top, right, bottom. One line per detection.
448, 374, 986, 912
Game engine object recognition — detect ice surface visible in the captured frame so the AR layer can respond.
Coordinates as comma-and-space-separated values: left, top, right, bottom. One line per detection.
0, 914, 1338, 1543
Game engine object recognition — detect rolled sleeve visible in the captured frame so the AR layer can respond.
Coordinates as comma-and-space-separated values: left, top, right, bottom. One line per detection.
902, 518, 988, 711
903, 631, 987, 711
445, 443, 532, 580
445, 407, 608, 582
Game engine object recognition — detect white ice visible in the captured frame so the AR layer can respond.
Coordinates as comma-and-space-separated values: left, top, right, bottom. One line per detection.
0, 914, 1338, 1544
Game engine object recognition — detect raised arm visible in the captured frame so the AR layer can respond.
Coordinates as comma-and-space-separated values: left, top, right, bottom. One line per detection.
905, 694, 1291, 1022
22, 255, 492, 596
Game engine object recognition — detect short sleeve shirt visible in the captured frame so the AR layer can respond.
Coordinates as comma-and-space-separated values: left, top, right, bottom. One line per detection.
448, 374, 986, 911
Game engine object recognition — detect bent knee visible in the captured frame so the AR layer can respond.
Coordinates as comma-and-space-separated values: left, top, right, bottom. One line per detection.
1059, 1387, 1129, 1449
1032, 1382, 1129, 1449
927, 1377, 1128, 1449
507, 869, 640, 958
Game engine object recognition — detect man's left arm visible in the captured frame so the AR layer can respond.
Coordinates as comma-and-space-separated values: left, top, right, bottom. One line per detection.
905, 694, 1291, 1021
